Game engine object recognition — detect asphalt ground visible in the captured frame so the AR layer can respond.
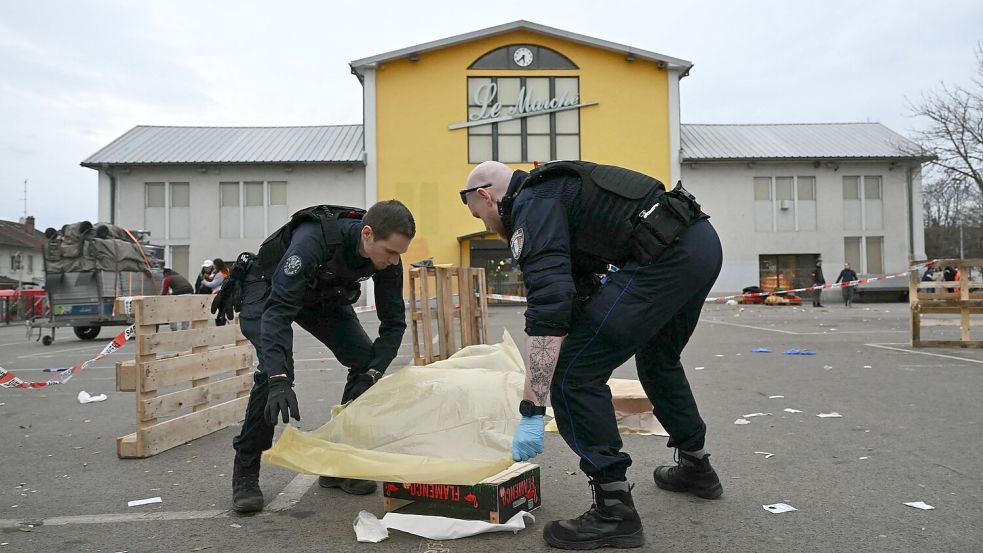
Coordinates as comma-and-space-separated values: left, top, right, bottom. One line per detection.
0, 301, 981, 552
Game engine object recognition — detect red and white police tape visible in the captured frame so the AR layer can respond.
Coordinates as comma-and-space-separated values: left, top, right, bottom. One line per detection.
0, 325, 136, 390
481, 260, 937, 304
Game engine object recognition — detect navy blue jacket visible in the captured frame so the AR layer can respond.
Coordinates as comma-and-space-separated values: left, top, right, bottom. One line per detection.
260, 219, 406, 377
507, 170, 578, 337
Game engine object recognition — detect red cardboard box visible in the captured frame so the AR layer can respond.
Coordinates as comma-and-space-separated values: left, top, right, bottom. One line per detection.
383, 462, 541, 523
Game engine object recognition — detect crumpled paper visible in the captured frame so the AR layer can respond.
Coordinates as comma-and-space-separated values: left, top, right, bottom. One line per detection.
77, 391, 107, 404
354, 510, 535, 542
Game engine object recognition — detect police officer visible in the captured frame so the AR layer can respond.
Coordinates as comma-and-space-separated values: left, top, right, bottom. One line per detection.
461, 161, 723, 550
812, 259, 826, 307
212, 200, 416, 513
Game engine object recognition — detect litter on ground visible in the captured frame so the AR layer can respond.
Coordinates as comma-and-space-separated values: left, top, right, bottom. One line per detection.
751, 348, 772, 353
817, 412, 842, 418
734, 418, 751, 425
127, 497, 162, 507
763, 503, 797, 514
754, 451, 775, 459
903, 501, 935, 510
784, 408, 803, 413
784, 349, 816, 355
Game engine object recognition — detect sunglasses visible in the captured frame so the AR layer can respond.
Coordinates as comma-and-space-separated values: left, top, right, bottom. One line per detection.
459, 183, 493, 204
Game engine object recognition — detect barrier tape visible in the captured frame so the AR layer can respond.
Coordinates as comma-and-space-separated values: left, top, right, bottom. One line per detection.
0, 325, 136, 390
477, 260, 937, 304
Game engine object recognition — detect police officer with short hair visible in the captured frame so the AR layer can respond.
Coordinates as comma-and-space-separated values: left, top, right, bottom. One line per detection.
212, 200, 416, 513
461, 161, 723, 550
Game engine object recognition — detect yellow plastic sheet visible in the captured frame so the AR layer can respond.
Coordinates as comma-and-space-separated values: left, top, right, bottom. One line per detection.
262, 331, 525, 485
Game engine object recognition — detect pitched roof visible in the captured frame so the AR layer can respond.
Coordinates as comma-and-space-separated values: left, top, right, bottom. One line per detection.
81, 125, 364, 167
350, 20, 692, 78
0, 220, 44, 249
680, 123, 933, 162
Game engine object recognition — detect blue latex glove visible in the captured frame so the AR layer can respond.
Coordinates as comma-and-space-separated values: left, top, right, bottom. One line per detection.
512, 415, 545, 461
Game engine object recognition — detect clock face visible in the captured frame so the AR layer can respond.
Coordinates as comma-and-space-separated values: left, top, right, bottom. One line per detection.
513, 47, 533, 67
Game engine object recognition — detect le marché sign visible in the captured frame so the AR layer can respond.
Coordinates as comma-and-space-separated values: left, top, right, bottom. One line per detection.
448, 82, 598, 130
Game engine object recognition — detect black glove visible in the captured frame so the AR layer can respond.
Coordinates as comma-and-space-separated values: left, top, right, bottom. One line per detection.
210, 252, 254, 320
347, 369, 383, 401
264, 376, 300, 425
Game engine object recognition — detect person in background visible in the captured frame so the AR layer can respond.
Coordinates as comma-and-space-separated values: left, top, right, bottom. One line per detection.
161, 268, 194, 330
835, 263, 859, 307
195, 260, 215, 294
206, 259, 230, 326
811, 259, 826, 307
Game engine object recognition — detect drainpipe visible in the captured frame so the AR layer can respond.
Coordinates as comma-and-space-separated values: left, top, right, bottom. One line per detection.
905, 166, 914, 260
104, 164, 117, 224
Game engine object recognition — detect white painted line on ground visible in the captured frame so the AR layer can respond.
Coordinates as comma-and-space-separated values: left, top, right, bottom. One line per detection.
0, 509, 230, 529
864, 343, 983, 365
266, 473, 319, 512
703, 319, 906, 336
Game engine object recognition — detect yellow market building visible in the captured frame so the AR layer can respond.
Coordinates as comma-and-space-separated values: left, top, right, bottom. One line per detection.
350, 20, 691, 296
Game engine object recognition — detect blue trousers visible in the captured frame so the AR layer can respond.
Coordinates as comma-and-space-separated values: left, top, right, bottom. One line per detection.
551, 220, 723, 482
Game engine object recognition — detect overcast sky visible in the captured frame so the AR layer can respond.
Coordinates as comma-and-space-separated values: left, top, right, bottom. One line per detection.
1, 0, 981, 229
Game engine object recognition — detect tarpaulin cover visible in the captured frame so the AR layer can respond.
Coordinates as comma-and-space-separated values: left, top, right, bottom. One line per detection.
262, 331, 525, 485
43, 222, 149, 274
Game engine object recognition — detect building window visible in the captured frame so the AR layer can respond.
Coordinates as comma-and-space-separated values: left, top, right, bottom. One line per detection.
753, 176, 817, 232
146, 183, 165, 208
219, 181, 288, 239
468, 44, 578, 70
758, 254, 821, 292
866, 236, 883, 274
467, 76, 581, 163
169, 183, 190, 207
843, 175, 883, 232
844, 237, 862, 271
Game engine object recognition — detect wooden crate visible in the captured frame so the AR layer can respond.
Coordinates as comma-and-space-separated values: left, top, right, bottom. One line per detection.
113, 295, 253, 458
408, 267, 489, 365
909, 259, 983, 348
383, 463, 541, 523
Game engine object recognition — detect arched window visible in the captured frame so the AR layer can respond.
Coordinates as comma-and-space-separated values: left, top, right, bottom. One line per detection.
469, 44, 577, 70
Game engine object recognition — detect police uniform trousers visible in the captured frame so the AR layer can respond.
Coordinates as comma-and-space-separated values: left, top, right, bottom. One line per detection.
231, 269, 374, 466
550, 219, 723, 482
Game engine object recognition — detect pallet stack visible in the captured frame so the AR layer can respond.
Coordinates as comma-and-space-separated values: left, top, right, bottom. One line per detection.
408, 266, 490, 365
909, 259, 983, 348
114, 295, 253, 458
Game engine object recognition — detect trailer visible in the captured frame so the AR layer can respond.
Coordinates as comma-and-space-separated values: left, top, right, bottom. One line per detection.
28, 222, 163, 345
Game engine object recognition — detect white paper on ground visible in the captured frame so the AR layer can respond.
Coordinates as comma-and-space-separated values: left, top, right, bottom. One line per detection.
768, 395, 784, 399
734, 418, 751, 425
694, 366, 705, 371
743, 413, 772, 418
903, 501, 935, 510
354, 511, 390, 543
817, 412, 842, 418
763, 503, 797, 514
127, 497, 162, 507
754, 451, 775, 459
784, 408, 803, 413
77, 391, 107, 404
379, 511, 535, 540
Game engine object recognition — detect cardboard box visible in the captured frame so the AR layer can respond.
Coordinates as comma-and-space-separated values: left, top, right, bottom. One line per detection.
383, 462, 540, 523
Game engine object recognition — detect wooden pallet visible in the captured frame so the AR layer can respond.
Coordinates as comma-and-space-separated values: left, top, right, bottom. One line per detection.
909, 259, 983, 348
113, 295, 253, 458
408, 267, 489, 365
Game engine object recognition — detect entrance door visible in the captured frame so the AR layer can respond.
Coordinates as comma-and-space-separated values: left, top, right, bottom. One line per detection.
758, 254, 820, 292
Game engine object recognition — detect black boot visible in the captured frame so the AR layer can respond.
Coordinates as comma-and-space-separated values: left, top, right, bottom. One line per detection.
653, 451, 722, 499
318, 476, 378, 495
232, 453, 264, 513
543, 479, 644, 550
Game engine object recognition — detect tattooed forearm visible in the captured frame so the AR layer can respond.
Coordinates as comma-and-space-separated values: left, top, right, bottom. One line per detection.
526, 336, 563, 406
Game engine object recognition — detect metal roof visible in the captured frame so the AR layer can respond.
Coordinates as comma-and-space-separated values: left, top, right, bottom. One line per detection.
680, 123, 932, 162
350, 20, 692, 79
81, 125, 364, 167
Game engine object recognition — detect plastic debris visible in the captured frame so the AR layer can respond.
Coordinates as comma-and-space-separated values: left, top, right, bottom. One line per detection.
754, 451, 775, 459
903, 501, 934, 510
784, 408, 803, 413
859, 456, 869, 460
127, 497, 162, 507
77, 391, 107, 404
726, 299, 739, 306
734, 418, 751, 425
751, 348, 772, 353
863, 365, 873, 369
816, 412, 842, 418
763, 503, 796, 514
354, 511, 390, 543
355, 510, 536, 541
743, 413, 771, 418
694, 366, 705, 370
784, 349, 816, 355
768, 395, 784, 399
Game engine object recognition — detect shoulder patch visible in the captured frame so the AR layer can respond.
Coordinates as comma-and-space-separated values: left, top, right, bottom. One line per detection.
510, 228, 525, 259
283, 254, 303, 276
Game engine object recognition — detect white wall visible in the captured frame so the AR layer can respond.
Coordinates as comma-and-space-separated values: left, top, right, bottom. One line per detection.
682, 160, 925, 294
96, 163, 365, 278
0, 244, 45, 284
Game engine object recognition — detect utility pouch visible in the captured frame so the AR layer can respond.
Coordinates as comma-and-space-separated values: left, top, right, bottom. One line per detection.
629, 182, 708, 264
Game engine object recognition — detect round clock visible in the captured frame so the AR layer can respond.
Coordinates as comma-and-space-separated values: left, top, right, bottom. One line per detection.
513, 47, 534, 67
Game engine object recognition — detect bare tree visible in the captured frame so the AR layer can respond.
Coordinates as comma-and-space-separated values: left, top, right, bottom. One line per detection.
907, 43, 983, 197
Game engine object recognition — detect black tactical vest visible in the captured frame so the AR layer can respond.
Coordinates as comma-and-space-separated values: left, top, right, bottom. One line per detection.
506, 161, 665, 265
256, 205, 367, 308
